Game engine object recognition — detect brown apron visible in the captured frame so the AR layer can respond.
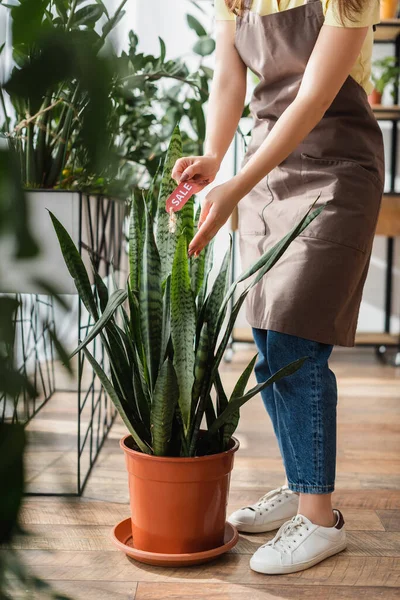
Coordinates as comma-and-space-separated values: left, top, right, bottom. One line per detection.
235, 0, 385, 347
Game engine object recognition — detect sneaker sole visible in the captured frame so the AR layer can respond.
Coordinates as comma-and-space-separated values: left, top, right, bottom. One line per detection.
250, 540, 347, 574
228, 516, 293, 533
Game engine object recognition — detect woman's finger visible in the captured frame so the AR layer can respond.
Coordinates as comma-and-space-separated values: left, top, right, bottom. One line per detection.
180, 161, 202, 182
171, 157, 191, 183
189, 215, 220, 256
198, 198, 212, 229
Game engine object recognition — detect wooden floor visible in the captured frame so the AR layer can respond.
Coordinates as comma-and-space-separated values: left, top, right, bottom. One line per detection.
16, 346, 400, 599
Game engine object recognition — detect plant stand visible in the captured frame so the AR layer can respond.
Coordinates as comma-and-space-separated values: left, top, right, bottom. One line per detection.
0, 191, 128, 495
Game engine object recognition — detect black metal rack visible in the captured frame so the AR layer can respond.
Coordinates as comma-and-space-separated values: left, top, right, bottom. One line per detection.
0, 192, 126, 495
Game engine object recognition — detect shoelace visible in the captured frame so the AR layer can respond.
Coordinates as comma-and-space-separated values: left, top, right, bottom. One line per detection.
264, 514, 309, 554
242, 485, 290, 512
256, 486, 290, 507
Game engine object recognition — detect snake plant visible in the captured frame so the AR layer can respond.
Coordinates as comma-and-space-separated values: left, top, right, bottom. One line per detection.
50, 126, 323, 457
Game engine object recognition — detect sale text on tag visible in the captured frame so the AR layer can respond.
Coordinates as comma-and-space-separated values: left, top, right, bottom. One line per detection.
165, 181, 203, 213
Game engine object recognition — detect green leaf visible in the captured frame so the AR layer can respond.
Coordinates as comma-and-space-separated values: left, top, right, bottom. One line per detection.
49, 210, 99, 320
70, 289, 128, 358
180, 196, 195, 244
151, 358, 179, 456
73, 4, 104, 27
205, 239, 231, 346
102, 7, 125, 37
82, 347, 151, 454
209, 358, 308, 435
158, 36, 166, 64
222, 353, 258, 448
193, 36, 215, 57
190, 100, 206, 143
156, 124, 183, 282
197, 238, 214, 307
186, 14, 207, 37
191, 322, 209, 410
94, 0, 109, 17
129, 195, 143, 292
214, 371, 228, 416
140, 206, 163, 390
201, 65, 214, 79
171, 234, 196, 434
92, 269, 109, 313
161, 274, 171, 363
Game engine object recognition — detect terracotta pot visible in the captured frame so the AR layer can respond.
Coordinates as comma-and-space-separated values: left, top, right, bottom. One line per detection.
120, 434, 240, 554
380, 0, 398, 20
368, 88, 382, 106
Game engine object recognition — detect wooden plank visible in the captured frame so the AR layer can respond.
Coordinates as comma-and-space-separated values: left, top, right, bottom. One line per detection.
14, 518, 392, 553
376, 195, 400, 237
377, 510, 400, 532
20, 499, 128, 526
374, 20, 400, 42
135, 582, 400, 600
11, 581, 137, 600
372, 105, 400, 121
18, 552, 400, 587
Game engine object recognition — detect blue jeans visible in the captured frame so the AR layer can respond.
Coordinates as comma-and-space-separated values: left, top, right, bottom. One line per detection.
252, 328, 338, 494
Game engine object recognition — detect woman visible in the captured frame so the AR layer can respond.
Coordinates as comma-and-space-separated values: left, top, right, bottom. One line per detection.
172, 0, 384, 575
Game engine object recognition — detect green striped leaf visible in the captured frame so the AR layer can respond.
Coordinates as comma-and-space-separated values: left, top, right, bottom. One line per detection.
129, 195, 143, 292
127, 283, 146, 371
209, 358, 308, 435
132, 345, 151, 431
70, 289, 127, 358
222, 353, 258, 448
171, 234, 196, 433
191, 322, 209, 412
92, 268, 109, 313
151, 358, 179, 456
82, 347, 152, 454
204, 238, 231, 347
180, 197, 195, 245
140, 206, 163, 390
156, 124, 183, 281
197, 237, 214, 307
161, 274, 171, 363
49, 211, 98, 320
214, 370, 228, 416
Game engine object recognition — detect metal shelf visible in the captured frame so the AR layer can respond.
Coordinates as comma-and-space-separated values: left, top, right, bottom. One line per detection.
374, 19, 400, 42
372, 104, 400, 120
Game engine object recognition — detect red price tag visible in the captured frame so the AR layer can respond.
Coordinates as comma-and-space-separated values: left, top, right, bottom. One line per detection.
165, 180, 203, 213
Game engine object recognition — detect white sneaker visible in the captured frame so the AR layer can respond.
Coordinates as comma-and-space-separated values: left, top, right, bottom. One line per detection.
228, 485, 299, 533
250, 509, 347, 575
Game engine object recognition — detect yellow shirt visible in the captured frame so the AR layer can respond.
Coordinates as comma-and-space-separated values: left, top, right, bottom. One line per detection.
215, 0, 380, 94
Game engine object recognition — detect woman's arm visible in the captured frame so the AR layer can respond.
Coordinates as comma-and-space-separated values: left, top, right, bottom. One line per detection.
188, 23, 370, 256
171, 21, 246, 186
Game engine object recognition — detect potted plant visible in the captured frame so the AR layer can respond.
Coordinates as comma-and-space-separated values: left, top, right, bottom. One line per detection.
0, 0, 217, 294
0, 0, 130, 293
369, 56, 400, 105
50, 126, 323, 565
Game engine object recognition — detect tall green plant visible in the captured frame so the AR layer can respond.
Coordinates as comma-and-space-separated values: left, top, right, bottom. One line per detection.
50, 126, 324, 458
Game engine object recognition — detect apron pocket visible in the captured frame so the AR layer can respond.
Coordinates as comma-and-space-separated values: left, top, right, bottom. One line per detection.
300, 153, 383, 254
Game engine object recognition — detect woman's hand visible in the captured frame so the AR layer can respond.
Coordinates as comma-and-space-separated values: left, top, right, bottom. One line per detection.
172, 154, 220, 188
188, 178, 242, 257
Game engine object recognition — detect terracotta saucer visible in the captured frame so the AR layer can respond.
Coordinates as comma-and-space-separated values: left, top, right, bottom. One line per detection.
111, 518, 239, 567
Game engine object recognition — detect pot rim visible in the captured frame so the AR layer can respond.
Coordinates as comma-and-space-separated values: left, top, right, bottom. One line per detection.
120, 433, 240, 462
